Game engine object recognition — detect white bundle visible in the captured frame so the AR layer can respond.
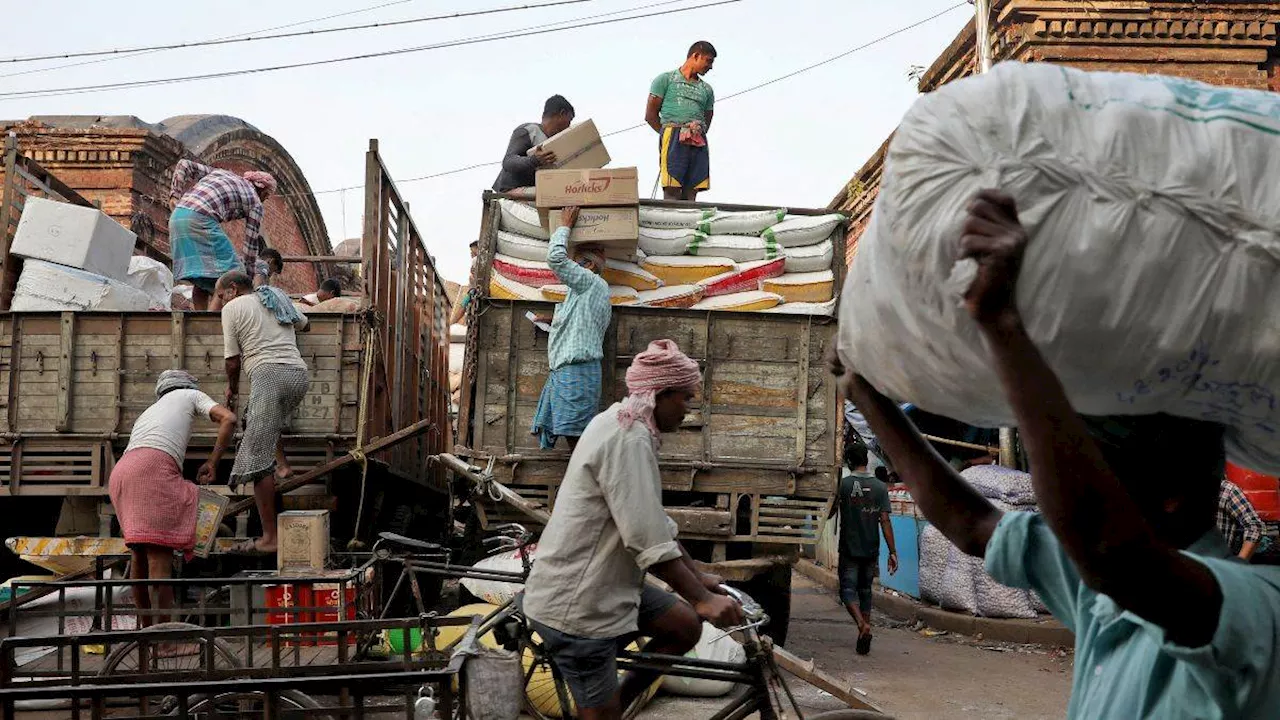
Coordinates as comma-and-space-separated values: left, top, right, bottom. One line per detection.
638, 226, 703, 256
687, 234, 780, 263
639, 205, 718, 230
495, 230, 549, 262
839, 62, 1280, 472
961, 464, 1037, 507
761, 213, 844, 247
782, 239, 833, 273
496, 198, 549, 239
698, 208, 786, 236
759, 299, 838, 316
918, 525, 978, 614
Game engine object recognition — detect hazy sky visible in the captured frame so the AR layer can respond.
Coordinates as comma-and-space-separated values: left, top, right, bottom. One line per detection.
4, 0, 970, 284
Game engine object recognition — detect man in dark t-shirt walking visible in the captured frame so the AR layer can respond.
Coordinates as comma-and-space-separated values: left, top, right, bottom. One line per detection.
828, 440, 897, 655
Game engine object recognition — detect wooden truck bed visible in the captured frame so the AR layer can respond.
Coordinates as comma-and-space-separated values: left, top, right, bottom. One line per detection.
457, 195, 846, 547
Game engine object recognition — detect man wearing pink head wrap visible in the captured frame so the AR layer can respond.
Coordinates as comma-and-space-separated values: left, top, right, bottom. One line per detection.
524, 339, 742, 720
168, 159, 277, 309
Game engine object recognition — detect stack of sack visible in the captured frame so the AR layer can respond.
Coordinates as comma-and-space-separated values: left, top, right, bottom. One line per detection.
838, 61, 1280, 473
10, 198, 168, 311
490, 198, 844, 314
918, 465, 1043, 619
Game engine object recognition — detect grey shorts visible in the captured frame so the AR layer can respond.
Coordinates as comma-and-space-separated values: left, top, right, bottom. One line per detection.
527, 585, 678, 710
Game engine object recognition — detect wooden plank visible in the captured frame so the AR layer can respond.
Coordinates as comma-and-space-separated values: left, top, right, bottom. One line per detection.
666, 508, 731, 537
795, 317, 811, 465
55, 313, 75, 432
772, 646, 883, 713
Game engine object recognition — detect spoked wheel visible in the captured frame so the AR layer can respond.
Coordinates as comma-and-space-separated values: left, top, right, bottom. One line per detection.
521, 646, 573, 720
99, 621, 242, 715
176, 690, 330, 719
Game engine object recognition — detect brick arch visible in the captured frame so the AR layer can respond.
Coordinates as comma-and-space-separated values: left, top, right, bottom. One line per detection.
159, 115, 331, 293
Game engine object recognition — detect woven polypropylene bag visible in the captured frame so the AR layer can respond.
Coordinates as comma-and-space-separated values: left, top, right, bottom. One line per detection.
464, 647, 523, 720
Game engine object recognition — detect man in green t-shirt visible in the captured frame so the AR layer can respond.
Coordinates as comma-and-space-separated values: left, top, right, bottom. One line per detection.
645, 41, 716, 201
828, 440, 897, 655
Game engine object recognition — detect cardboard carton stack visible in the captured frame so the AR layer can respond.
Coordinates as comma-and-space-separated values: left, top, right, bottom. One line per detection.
532, 119, 639, 256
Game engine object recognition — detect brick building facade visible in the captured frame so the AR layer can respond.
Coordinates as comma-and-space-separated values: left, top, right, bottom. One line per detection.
0, 114, 332, 293
830, 0, 1280, 263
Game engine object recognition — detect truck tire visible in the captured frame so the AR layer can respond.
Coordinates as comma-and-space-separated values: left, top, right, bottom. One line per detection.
733, 563, 792, 647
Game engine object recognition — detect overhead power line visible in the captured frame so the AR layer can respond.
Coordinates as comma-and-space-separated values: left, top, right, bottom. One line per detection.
301, 1, 968, 196
0, 0, 428, 80
0, 0, 739, 100
0, 0, 594, 65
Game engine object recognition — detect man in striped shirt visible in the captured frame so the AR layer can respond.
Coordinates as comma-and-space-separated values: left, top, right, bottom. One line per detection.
531, 207, 611, 450
168, 159, 276, 309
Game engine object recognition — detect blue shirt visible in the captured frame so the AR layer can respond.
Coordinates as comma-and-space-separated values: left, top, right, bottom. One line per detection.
546, 227, 611, 370
986, 511, 1280, 719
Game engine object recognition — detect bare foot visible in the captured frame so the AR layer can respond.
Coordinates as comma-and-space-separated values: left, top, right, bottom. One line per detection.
275, 466, 294, 481
230, 538, 277, 554
154, 642, 200, 659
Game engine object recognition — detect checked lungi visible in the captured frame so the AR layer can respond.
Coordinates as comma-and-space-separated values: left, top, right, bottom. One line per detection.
170, 207, 243, 293
108, 447, 198, 553
231, 364, 310, 484
531, 360, 602, 450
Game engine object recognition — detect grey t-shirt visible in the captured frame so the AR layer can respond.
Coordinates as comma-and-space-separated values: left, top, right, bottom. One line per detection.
492, 123, 549, 192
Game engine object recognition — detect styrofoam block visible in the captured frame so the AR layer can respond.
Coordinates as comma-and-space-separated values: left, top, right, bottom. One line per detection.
12, 197, 137, 282
10, 260, 154, 312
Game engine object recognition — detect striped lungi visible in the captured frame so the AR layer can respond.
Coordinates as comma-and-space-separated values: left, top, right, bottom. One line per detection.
108, 447, 198, 552
170, 207, 243, 291
231, 364, 310, 484
530, 360, 602, 450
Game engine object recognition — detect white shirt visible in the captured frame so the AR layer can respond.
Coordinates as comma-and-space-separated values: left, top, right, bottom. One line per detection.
221, 294, 308, 376
124, 389, 218, 464
522, 403, 681, 639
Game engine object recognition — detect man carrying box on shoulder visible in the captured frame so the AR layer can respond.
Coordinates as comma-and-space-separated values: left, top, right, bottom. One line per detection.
646, 41, 716, 201
531, 207, 611, 451
493, 95, 576, 193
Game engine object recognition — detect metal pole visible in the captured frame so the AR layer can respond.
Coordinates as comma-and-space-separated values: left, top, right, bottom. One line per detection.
974, 0, 994, 73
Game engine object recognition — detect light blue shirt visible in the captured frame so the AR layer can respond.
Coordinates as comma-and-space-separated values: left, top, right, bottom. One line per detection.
986, 511, 1280, 719
546, 227, 611, 371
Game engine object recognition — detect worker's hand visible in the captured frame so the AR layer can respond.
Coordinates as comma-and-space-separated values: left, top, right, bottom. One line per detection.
824, 343, 853, 403
560, 206, 580, 230
701, 572, 726, 593
224, 389, 237, 412
959, 189, 1029, 330
197, 461, 216, 486
694, 593, 744, 629
887, 551, 899, 575
533, 148, 558, 167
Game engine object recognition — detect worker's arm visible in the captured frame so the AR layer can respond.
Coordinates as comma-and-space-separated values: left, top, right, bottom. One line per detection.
960, 189, 1222, 647
223, 356, 242, 411
831, 362, 1002, 558
677, 543, 726, 593
500, 126, 547, 178
880, 512, 899, 574
197, 403, 238, 485
1224, 483, 1266, 561
169, 159, 212, 206
601, 433, 742, 628
645, 95, 664, 134
242, 203, 266, 270
546, 209, 597, 293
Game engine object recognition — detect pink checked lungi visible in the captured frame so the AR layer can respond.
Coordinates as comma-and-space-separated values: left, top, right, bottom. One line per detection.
108, 448, 198, 553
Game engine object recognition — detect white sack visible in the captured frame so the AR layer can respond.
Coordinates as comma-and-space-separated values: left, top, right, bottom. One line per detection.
699, 208, 786, 236
687, 234, 780, 263
761, 214, 844, 248
497, 199, 550, 240
125, 256, 174, 310
639, 205, 718, 230
459, 546, 533, 605
918, 525, 978, 614
637, 227, 702, 256
496, 230, 550, 262
838, 62, 1280, 472
661, 622, 746, 697
782, 239, 833, 273
12, 260, 154, 312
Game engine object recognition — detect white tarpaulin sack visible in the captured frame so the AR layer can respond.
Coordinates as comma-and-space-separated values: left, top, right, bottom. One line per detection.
459, 546, 534, 605
661, 622, 746, 697
839, 62, 1280, 472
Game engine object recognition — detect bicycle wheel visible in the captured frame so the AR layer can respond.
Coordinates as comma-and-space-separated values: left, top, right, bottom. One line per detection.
178, 689, 330, 719
807, 710, 893, 719
99, 621, 241, 676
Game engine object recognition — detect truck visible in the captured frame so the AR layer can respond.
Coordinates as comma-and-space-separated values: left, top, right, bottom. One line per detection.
453, 191, 848, 645
0, 138, 453, 584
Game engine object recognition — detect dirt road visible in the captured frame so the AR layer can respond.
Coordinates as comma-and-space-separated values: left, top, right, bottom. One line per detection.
643, 572, 1073, 719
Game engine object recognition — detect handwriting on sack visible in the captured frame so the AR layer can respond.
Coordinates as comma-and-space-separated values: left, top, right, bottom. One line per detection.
1117, 345, 1277, 434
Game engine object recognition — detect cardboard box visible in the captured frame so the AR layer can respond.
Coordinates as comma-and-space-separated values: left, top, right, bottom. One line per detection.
192, 489, 228, 559
277, 510, 330, 575
535, 167, 639, 208
540, 206, 640, 247
11, 197, 136, 282
534, 118, 610, 170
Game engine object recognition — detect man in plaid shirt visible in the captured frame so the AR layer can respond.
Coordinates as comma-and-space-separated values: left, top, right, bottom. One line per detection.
1217, 478, 1267, 561
168, 159, 277, 309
